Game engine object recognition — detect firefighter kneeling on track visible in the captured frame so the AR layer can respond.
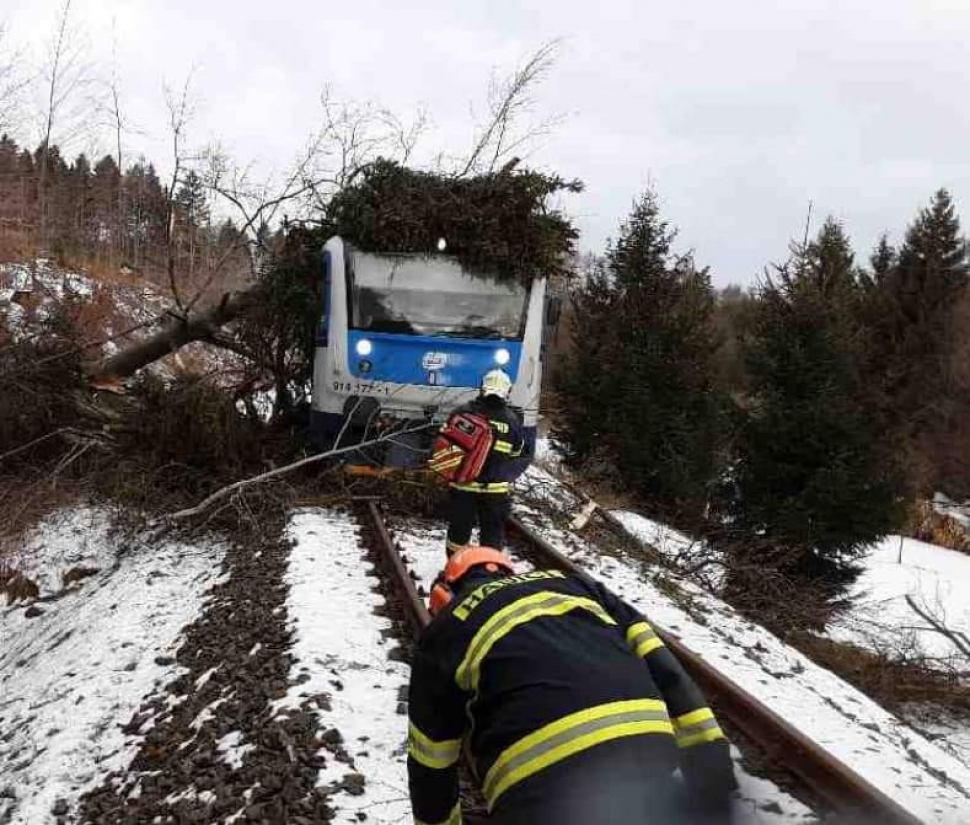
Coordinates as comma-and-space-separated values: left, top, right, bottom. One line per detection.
428, 369, 529, 557
407, 547, 738, 825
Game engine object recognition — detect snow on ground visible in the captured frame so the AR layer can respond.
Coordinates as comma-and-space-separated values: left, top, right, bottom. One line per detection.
829, 534, 970, 669
611, 509, 696, 560
4, 507, 117, 596
0, 260, 167, 350
277, 509, 411, 825
514, 467, 970, 823
533, 435, 564, 474
0, 508, 226, 824
903, 703, 970, 769
613, 500, 970, 672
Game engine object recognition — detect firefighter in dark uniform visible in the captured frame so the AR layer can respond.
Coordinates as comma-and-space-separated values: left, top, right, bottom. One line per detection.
407, 547, 738, 825
440, 369, 529, 556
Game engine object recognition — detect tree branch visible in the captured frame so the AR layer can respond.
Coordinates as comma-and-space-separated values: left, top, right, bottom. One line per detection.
165, 421, 435, 521
905, 594, 970, 659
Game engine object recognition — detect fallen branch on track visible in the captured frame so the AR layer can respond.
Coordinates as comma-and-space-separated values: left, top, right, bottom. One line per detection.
166, 421, 435, 522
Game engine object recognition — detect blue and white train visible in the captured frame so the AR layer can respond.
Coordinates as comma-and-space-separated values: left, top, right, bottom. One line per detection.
310, 236, 560, 465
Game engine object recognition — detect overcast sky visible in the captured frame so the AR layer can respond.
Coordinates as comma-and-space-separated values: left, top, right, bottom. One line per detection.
5, 0, 970, 286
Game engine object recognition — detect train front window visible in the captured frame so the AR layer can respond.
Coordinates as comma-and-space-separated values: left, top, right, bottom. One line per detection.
347, 250, 528, 339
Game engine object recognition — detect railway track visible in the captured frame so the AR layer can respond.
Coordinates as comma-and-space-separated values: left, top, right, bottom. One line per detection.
358, 499, 924, 825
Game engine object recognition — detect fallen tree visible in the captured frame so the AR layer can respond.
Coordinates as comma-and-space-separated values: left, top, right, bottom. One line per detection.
84, 159, 580, 394
86, 287, 265, 384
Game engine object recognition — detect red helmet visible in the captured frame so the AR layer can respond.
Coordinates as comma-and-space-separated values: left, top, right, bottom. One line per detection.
429, 546, 515, 615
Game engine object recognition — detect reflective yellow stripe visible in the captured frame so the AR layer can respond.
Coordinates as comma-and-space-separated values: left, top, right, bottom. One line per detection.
455, 592, 616, 691
493, 440, 513, 454
482, 699, 672, 808
489, 420, 510, 434
673, 707, 725, 749
430, 456, 463, 472
674, 708, 714, 728
433, 445, 462, 459
414, 800, 462, 825
450, 481, 510, 493
407, 722, 462, 770
635, 636, 664, 657
626, 621, 664, 657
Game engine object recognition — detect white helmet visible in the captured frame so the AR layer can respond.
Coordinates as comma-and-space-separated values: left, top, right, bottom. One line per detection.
481, 369, 512, 401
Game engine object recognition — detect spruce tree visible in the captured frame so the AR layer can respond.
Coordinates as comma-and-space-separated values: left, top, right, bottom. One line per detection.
870, 189, 970, 492
554, 257, 618, 463
555, 190, 721, 519
731, 219, 904, 594
869, 234, 896, 285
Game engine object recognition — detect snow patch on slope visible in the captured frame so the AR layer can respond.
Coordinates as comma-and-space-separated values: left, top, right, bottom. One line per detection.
514, 470, 970, 824
0, 509, 225, 824
5, 507, 116, 596
611, 510, 696, 559
830, 535, 970, 668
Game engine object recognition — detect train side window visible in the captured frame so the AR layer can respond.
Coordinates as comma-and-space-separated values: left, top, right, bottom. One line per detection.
317, 250, 331, 347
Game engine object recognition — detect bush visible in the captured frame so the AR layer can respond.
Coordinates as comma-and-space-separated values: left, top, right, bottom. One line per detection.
124, 373, 267, 480
0, 306, 87, 469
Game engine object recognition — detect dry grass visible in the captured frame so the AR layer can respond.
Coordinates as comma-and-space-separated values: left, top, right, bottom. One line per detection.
0, 228, 36, 264
789, 631, 970, 713
906, 499, 970, 554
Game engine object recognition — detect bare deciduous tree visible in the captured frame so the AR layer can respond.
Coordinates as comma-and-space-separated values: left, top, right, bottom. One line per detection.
36, 0, 92, 250
98, 21, 135, 262
457, 39, 564, 177
297, 86, 429, 215
0, 24, 28, 135
162, 69, 198, 311
88, 43, 566, 386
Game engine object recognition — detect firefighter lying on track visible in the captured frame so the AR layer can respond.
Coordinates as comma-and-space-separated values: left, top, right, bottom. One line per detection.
429, 369, 529, 557
407, 546, 738, 825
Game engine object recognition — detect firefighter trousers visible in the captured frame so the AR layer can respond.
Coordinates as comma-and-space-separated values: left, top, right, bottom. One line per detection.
491, 736, 734, 825
446, 489, 510, 554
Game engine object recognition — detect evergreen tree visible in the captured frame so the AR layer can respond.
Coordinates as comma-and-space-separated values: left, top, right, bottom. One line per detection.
555, 190, 721, 519
174, 170, 209, 227
92, 155, 121, 248
553, 257, 617, 462
870, 189, 970, 492
730, 218, 904, 594
869, 234, 896, 285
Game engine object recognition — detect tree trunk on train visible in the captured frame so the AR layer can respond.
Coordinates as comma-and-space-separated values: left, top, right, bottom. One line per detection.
86, 285, 264, 384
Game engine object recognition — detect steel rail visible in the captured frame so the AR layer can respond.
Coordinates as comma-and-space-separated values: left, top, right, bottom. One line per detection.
365, 501, 431, 632
361, 502, 490, 825
506, 515, 923, 825
362, 498, 922, 825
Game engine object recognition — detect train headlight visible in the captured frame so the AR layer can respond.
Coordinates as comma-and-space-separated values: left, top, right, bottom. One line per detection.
494, 348, 511, 366
356, 338, 373, 356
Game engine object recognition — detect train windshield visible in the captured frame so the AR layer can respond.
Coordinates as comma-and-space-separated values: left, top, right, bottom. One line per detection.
347, 251, 528, 339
